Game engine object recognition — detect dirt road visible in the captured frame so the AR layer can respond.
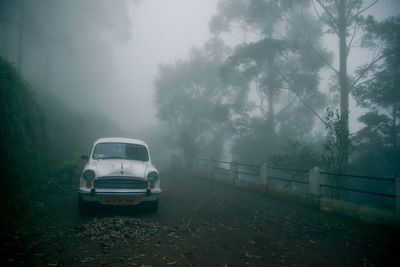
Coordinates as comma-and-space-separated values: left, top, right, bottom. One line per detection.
1, 169, 399, 266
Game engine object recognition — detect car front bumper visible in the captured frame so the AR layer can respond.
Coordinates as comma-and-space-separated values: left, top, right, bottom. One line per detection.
78, 188, 162, 205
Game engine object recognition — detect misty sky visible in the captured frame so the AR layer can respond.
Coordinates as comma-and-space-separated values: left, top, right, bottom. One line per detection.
108, 0, 399, 133
68, 0, 399, 133
111, 0, 217, 132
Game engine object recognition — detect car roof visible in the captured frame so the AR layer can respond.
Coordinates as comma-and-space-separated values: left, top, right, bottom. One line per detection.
94, 137, 148, 147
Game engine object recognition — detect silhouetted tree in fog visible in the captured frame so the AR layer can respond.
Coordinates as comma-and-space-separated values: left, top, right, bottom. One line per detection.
311, 0, 381, 172
353, 15, 400, 177
0, 0, 132, 110
155, 39, 241, 159
211, 0, 329, 163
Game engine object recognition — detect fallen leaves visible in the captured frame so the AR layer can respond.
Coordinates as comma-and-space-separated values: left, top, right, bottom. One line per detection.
75, 216, 163, 243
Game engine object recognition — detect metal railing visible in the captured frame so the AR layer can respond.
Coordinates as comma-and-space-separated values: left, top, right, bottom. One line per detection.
172, 155, 399, 210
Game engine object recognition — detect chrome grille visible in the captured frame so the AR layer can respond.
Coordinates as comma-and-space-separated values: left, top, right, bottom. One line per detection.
94, 177, 148, 189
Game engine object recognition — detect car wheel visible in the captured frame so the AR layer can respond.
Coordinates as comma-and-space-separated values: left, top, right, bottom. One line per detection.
148, 199, 159, 212
78, 195, 91, 215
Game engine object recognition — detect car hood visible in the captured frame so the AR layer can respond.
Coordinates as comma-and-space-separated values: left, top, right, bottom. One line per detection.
93, 160, 148, 178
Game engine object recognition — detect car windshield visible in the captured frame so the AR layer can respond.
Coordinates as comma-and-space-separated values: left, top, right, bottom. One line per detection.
92, 142, 149, 161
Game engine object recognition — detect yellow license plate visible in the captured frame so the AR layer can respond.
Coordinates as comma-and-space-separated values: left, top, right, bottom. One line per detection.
104, 197, 136, 205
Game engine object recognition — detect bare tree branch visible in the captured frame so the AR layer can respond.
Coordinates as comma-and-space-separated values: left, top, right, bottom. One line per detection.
314, 0, 340, 32
350, 0, 378, 21
288, 13, 339, 75
349, 42, 384, 92
274, 68, 328, 126
255, 77, 269, 119
275, 96, 296, 118
312, 0, 339, 35
345, 0, 361, 22
350, 76, 375, 91
347, 18, 359, 54
334, 0, 340, 11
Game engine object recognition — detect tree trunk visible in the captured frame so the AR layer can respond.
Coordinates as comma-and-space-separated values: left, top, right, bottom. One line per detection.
338, 0, 349, 172
392, 105, 397, 150
267, 88, 274, 130
266, 64, 276, 132
391, 104, 398, 177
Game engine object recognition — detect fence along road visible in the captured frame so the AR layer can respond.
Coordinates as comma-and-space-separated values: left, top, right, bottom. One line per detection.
12, 164, 400, 266
173, 156, 400, 225
155, 167, 399, 266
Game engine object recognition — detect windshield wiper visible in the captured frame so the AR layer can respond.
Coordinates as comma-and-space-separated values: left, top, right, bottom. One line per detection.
100, 156, 125, 160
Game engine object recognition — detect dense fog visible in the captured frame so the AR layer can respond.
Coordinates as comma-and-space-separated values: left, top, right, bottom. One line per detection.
1, 1, 400, 265
0, 0, 219, 132
1, 0, 400, 203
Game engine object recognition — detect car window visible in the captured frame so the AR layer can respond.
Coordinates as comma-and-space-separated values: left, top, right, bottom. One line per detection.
93, 143, 149, 161
126, 144, 148, 161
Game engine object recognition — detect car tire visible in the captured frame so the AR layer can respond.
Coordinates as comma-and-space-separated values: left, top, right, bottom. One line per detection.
78, 195, 91, 215
148, 199, 159, 212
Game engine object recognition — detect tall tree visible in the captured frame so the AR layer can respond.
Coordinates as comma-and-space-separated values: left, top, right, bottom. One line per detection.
0, 0, 132, 109
311, 0, 381, 172
155, 39, 241, 159
353, 15, 400, 177
211, 0, 329, 161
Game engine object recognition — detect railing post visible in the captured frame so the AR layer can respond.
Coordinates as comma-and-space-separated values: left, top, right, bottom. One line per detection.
260, 163, 268, 191
309, 167, 321, 197
396, 177, 400, 212
208, 159, 214, 179
230, 161, 238, 183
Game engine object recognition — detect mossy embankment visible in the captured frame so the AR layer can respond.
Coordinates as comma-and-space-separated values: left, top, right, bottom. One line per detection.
0, 57, 127, 226
0, 58, 48, 221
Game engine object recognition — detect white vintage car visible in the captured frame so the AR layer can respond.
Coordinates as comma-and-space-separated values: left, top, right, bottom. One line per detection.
78, 137, 161, 213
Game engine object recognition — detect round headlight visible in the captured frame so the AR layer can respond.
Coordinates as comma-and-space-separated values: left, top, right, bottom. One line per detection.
83, 170, 95, 181
147, 172, 158, 183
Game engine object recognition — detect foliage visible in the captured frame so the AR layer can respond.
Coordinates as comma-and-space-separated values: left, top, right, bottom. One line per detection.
322, 109, 353, 173
0, 0, 132, 112
44, 158, 83, 194
36, 90, 130, 168
232, 116, 279, 163
352, 15, 400, 177
352, 112, 400, 177
0, 57, 47, 220
0, 57, 130, 224
269, 140, 320, 170
212, 0, 328, 161
321, 109, 355, 199
312, 0, 381, 172
155, 38, 240, 159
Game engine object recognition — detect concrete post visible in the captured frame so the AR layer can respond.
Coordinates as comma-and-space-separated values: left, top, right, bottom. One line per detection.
208, 159, 214, 179
230, 161, 238, 183
396, 177, 400, 212
260, 163, 268, 189
260, 162, 268, 194
309, 167, 321, 196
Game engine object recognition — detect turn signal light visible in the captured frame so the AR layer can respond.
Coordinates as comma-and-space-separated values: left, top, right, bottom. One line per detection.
149, 183, 155, 189
86, 181, 93, 188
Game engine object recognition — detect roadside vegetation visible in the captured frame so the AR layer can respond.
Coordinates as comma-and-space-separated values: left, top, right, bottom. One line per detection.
0, 57, 47, 221
155, 1, 400, 179
0, 57, 128, 226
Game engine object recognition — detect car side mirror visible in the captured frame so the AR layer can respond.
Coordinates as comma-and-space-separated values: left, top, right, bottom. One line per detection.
81, 155, 89, 161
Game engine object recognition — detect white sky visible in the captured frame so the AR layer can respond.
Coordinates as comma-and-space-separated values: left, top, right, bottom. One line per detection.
109, 0, 400, 133
112, 0, 217, 132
